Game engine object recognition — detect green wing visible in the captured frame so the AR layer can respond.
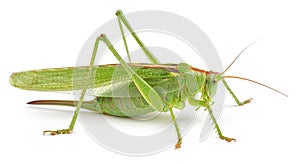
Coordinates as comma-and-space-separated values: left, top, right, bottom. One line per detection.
10, 63, 182, 97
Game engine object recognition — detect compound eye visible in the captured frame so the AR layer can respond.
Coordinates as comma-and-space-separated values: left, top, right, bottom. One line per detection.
213, 78, 217, 83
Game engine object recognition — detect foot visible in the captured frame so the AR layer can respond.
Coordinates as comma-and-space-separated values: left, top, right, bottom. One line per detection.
238, 98, 253, 106
43, 129, 72, 135
175, 138, 182, 149
220, 136, 236, 143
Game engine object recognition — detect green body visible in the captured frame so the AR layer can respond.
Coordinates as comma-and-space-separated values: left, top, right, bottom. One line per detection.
9, 10, 268, 146
10, 63, 210, 117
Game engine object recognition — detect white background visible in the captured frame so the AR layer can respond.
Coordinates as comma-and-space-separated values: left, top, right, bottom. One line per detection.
0, 0, 297, 163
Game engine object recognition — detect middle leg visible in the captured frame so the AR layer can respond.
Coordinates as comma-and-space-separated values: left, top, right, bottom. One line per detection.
207, 105, 236, 142
169, 107, 182, 149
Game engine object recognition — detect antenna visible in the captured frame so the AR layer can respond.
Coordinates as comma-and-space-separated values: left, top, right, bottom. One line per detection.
222, 39, 260, 74
224, 75, 288, 97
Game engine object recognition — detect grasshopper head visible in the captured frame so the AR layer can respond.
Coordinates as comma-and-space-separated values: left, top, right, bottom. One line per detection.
178, 63, 221, 98
205, 73, 222, 98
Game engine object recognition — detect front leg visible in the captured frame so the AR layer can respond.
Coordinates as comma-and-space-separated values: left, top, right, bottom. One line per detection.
222, 79, 252, 106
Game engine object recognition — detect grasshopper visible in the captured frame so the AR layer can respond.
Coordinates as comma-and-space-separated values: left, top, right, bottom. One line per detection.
9, 10, 287, 149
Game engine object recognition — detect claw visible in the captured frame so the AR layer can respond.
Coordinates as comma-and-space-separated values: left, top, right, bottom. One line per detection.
239, 98, 253, 106
43, 130, 58, 135
221, 136, 236, 143
43, 129, 72, 136
175, 143, 181, 149
175, 138, 182, 149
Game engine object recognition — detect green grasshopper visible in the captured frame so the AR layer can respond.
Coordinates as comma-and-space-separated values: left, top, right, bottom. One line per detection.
9, 10, 287, 149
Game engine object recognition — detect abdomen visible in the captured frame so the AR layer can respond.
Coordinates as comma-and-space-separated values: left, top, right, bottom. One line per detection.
96, 96, 155, 117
